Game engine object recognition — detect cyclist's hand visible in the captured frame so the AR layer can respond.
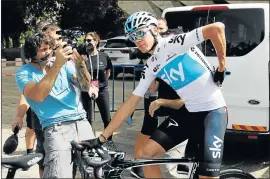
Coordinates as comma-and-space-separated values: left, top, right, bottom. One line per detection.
11, 117, 23, 132
149, 99, 162, 117
80, 137, 103, 149
213, 67, 226, 86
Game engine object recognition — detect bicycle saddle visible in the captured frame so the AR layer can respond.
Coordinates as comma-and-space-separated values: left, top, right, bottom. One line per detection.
2, 153, 43, 170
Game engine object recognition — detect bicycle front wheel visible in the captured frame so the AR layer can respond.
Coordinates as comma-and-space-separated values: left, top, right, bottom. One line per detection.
220, 169, 256, 179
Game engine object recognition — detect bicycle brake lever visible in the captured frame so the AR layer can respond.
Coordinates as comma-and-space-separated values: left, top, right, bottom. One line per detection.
70, 140, 86, 151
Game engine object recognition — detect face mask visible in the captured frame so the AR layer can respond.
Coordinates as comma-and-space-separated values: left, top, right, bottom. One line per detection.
85, 42, 94, 54
33, 52, 52, 66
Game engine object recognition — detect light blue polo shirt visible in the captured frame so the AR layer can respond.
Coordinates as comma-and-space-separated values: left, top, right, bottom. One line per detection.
16, 60, 87, 129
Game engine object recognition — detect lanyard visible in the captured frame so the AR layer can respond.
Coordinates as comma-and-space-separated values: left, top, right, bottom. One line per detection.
88, 53, 99, 80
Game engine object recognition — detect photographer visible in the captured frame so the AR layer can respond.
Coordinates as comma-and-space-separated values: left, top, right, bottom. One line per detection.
15, 32, 94, 178
80, 32, 119, 150
11, 20, 51, 178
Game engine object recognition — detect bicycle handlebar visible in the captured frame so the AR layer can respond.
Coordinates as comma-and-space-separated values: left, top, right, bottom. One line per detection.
70, 140, 111, 179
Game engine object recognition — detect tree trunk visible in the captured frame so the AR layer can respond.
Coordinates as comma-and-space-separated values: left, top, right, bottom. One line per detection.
12, 32, 20, 48
4, 34, 10, 48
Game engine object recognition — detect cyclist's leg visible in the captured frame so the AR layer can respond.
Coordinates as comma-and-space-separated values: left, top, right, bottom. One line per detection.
25, 108, 36, 154
137, 107, 192, 178
132, 96, 158, 178
196, 106, 228, 179
134, 96, 158, 158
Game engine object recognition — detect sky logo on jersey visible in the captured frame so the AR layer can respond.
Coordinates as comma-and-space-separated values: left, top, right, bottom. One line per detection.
156, 53, 206, 90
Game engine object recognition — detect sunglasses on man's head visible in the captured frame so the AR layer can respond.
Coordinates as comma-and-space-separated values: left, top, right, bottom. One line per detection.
128, 26, 152, 43
84, 39, 96, 43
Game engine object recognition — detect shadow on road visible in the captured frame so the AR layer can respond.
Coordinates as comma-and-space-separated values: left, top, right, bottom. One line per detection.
222, 140, 269, 174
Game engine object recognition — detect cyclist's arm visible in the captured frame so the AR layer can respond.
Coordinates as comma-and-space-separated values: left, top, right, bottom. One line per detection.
148, 80, 159, 93
202, 22, 226, 71
102, 94, 142, 139
156, 98, 184, 110
167, 22, 226, 71
102, 62, 156, 139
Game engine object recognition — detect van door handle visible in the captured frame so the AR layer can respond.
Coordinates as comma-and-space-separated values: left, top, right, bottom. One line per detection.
225, 71, 231, 75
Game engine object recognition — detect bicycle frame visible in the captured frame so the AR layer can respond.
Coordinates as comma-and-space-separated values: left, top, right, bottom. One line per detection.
71, 141, 257, 179
104, 157, 199, 179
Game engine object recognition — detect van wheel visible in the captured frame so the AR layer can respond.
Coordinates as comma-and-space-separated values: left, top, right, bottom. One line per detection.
110, 71, 119, 80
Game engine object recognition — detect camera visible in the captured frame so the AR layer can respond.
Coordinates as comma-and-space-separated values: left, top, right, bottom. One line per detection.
56, 27, 94, 55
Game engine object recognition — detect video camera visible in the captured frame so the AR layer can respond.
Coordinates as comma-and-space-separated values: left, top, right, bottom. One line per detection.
56, 27, 94, 55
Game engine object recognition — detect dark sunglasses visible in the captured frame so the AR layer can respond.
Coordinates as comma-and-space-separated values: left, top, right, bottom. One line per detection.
84, 39, 96, 43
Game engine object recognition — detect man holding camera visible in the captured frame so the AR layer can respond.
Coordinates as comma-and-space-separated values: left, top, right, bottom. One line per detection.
15, 32, 95, 178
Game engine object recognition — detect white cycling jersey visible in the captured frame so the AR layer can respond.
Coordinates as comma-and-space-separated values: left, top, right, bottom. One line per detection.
133, 27, 226, 112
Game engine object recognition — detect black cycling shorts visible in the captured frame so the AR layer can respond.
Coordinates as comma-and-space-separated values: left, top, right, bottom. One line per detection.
26, 108, 33, 129
150, 106, 228, 177
141, 96, 158, 136
26, 108, 42, 130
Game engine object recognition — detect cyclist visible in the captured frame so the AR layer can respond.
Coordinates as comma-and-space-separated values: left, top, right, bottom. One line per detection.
131, 19, 188, 178
83, 11, 228, 179
15, 32, 94, 178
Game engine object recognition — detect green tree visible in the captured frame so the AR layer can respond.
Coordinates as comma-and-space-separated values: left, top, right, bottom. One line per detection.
59, 0, 124, 39
1, 0, 63, 48
2, 0, 27, 48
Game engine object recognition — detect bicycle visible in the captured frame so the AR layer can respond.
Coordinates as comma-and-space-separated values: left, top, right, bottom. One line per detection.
70, 140, 256, 179
1, 153, 43, 179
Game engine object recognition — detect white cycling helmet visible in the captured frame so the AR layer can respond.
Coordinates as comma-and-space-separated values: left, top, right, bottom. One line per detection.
124, 11, 158, 35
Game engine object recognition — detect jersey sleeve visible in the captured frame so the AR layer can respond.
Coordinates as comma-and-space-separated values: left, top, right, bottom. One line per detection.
15, 68, 33, 94
132, 62, 156, 97
165, 27, 205, 54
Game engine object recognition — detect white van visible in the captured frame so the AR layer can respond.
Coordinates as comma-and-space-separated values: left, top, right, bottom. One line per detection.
162, 3, 269, 142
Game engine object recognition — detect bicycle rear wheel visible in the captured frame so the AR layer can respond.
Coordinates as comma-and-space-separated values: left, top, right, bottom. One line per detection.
220, 169, 256, 179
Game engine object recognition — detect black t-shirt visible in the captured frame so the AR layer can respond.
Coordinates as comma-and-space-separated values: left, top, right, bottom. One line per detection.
85, 52, 112, 88
155, 78, 181, 117
156, 78, 180, 100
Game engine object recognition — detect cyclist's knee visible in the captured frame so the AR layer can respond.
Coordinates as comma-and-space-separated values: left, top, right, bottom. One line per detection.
137, 148, 159, 159
137, 142, 165, 159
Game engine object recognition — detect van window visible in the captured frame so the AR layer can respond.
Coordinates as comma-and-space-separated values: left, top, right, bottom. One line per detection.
164, 8, 265, 57
104, 39, 136, 48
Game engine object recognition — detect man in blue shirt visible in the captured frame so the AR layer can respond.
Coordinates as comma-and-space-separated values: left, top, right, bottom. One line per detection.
16, 32, 94, 178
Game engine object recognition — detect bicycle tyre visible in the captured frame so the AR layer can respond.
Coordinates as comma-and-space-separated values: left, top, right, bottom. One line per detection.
220, 169, 256, 179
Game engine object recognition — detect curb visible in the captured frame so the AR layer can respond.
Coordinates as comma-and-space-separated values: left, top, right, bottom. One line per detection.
15, 58, 23, 67
2, 58, 7, 68
2, 74, 15, 76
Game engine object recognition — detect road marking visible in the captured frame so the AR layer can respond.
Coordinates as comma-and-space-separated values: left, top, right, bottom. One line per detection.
250, 166, 269, 178
2, 73, 15, 76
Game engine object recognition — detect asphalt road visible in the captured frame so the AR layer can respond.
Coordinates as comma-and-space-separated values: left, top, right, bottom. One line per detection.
1, 66, 269, 178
